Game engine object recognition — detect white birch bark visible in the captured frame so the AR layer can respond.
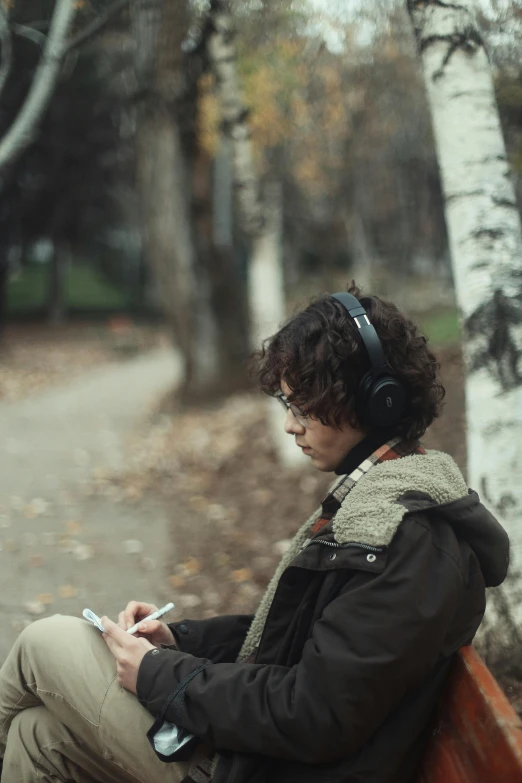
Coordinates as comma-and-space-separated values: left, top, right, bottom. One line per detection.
408, 0, 522, 649
207, 1, 304, 466
250, 182, 307, 465
0, 5, 12, 101
0, 0, 76, 174
343, 209, 373, 292
207, 0, 264, 237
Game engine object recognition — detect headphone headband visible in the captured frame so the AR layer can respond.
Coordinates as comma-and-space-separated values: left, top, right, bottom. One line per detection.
331, 292, 389, 375
331, 292, 407, 427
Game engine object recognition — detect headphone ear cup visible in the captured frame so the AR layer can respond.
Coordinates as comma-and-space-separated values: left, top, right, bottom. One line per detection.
366, 376, 406, 428
355, 370, 375, 426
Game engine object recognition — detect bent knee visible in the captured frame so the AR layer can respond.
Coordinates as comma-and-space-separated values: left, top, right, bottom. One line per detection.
19, 614, 95, 653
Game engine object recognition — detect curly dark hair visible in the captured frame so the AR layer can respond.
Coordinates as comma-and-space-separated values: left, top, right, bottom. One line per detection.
254, 283, 445, 441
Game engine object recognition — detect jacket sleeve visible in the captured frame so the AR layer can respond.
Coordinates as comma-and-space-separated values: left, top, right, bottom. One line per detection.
137, 520, 465, 764
168, 614, 253, 663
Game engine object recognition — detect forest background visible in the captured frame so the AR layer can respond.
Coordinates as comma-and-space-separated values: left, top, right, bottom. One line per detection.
1, 0, 522, 709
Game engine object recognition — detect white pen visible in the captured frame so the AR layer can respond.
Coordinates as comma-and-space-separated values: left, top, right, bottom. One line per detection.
126, 602, 175, 635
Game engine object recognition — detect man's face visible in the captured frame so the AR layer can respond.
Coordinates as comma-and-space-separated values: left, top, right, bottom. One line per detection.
280, 381, 367, 472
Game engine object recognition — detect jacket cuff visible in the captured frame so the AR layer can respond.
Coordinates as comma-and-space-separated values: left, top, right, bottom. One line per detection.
136, 648, 180, 716
136, 646, 210, 719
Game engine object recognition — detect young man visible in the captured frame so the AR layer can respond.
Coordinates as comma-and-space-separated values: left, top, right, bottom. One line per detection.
0, 287, 509, 783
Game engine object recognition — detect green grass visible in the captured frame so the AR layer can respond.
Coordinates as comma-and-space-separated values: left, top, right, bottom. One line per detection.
66, 264, 129, 310
7, 262, 131, 315
415, 308, 461, 347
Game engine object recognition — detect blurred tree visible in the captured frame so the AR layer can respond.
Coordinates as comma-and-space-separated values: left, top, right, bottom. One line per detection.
408, 0, 522, 669
0, 0, 132, 174
0, 0, 77, 173
206, 0, 306, 467
199, 0, 450, 297
132, 0, 250, 401
0, 0, 138, 331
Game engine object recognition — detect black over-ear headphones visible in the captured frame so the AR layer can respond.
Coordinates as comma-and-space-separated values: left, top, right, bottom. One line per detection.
331, 292, 407, 428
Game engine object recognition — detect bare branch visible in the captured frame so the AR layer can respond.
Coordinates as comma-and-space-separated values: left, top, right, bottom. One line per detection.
12, 23, 47, 48
11, 0, 131, 55
0, 5, 12, 99
0, 0, 77, 175
65, 0, 131, 54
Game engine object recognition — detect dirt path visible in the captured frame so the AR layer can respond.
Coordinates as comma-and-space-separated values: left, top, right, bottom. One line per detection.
0, 348, 182, 663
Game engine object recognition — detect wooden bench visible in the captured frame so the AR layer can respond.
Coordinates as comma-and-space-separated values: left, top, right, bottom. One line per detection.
418, 646, 522, 782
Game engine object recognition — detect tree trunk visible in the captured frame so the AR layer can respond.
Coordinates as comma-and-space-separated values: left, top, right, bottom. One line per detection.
201, 142, 250, 392
408, 0, 522, 663
207, 1, 303, 465
343, 208, 373, 292
212, 136, 233, 248
0, 258, 8, 343
133, 0, 221, 400
136, 109, 219, 397
48, 241, 69, 325
0, 0, 76, 175
250, 181, 306, 465
248, 181, 286, 346
207, 0, 265, 238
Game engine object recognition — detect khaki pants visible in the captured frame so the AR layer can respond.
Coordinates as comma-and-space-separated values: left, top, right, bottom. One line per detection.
0, 614, 200, 782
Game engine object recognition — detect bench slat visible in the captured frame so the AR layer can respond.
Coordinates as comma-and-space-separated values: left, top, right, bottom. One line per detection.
418, 721, 475, 783
418, 646, 522, 783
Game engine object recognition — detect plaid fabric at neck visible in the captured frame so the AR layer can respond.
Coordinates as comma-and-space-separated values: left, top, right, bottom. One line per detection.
311, 436, 426, 536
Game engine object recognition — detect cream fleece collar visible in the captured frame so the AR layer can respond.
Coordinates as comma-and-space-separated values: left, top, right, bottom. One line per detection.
237, 449, 468, 662
332, 450, 468, 547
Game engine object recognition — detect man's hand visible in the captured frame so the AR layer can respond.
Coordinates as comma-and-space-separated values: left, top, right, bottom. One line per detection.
102, 616, 156, 694
117, 600, 177, 648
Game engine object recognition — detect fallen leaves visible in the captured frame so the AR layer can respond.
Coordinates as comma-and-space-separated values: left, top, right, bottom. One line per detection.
231, 568, 253, 583
24, 498, 50, 518
168, 574, 186, 589
65, 520, 82, 535
184, 557, 202, 575
123, 539, 144, 555
59, 585, 79, 599
38, 593, 55, 606
24, 601, 46, 616
178, 594, 202, 609
72, 543, 94, 561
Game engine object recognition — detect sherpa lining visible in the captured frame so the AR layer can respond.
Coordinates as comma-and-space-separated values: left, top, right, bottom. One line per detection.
333, 450, 468, 547
237, 449, 468, 662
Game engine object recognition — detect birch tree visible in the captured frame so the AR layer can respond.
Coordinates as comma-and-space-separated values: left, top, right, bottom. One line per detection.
0, 0, 135, 335
408, 0, 522, 660
0, 0, 76, 174
0, 0, 132, 177
206, 0, 306, 466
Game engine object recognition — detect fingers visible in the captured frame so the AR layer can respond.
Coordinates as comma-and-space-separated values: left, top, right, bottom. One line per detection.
101, 616, 128, 643
123, 601, 158, 630
134, 619, 160, 635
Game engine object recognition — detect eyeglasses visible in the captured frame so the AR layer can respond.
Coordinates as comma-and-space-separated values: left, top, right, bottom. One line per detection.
275, 390, 311, 428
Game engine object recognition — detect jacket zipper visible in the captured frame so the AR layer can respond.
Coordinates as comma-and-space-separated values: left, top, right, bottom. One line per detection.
263, 441, 409, 662
301, 538, 385, 552
255, 538, 385, 661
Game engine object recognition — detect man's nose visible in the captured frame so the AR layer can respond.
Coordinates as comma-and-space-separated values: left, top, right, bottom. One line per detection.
284, 409, 305, 435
